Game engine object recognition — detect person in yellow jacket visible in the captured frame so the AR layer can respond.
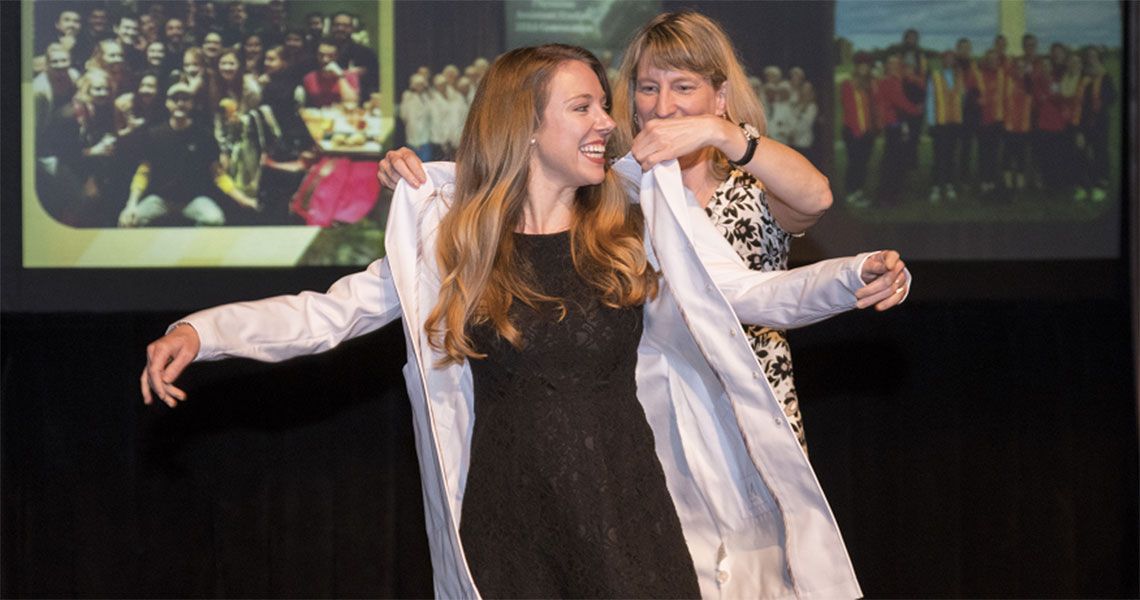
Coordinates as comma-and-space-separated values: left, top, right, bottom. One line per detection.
926, 50, 963, 203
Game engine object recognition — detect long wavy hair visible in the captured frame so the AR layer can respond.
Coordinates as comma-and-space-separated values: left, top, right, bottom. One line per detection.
425, 44, 658, 365
611, 11, 767, 180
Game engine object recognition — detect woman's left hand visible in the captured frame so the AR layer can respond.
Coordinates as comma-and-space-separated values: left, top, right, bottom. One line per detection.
855, 250, 909, 311
631, 115, 732, 171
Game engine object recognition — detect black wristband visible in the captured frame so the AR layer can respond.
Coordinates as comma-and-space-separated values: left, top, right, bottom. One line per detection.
729, 122, 759, 167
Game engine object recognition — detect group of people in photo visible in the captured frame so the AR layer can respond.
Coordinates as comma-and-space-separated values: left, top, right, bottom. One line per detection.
840, 28, 1115, 209
397, 58, 490, 163
752, 64, 821, 167
33, 0, 380, 227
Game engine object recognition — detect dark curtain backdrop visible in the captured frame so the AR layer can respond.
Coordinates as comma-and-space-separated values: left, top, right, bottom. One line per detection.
2, 285, 1136, 598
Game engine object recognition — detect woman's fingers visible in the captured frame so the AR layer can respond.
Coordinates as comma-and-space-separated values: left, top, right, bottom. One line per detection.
142, 327, 199, 408
856, 261, 908, 310
377, 148, 426, 189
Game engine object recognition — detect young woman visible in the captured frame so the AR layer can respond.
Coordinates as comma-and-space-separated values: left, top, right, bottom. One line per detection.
212, 48, 262, 181
113, 71, 163, 137
85, 38, 130, 96
178, 47, 217, 121
142, 44, 907, 598
382, 11, 836, 454
214, 48, 262, 117
241, 32, 266, 80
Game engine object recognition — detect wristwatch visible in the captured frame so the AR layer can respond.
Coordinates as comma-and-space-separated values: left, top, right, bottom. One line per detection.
729, 122, 759, 167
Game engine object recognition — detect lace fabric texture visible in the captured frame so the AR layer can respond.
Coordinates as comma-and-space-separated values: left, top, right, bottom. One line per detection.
462, 231, 700, 599
705, 170, 808, 454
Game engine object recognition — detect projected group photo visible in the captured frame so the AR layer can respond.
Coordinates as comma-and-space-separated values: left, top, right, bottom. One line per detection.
833, 1, 1121, 224
22, 0, 1126, 267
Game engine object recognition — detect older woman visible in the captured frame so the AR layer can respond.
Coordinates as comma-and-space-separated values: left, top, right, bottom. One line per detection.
142, 44, 906, 598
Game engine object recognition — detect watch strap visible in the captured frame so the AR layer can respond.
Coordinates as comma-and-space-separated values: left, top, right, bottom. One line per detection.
729, 122, 758, 166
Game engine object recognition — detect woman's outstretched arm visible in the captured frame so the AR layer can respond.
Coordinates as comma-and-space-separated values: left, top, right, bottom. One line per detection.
141, 257, 403, 407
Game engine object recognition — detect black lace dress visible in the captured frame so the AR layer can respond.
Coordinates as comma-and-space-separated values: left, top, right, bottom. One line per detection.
461, 230, 700, 599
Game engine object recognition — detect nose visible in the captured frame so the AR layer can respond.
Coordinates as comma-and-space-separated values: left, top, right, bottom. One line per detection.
654, 89, 675, 118
595, 111, 616, 135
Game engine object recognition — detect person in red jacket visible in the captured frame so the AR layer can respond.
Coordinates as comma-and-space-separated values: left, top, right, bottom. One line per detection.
840, 52, 878, 208
954, 38, 984, 187
977, 49, 1007, 197
875, 54, 923, 206
1030, 52, 1068, 190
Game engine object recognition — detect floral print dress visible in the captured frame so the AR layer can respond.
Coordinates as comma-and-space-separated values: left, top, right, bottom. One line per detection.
704, 169, 808, 453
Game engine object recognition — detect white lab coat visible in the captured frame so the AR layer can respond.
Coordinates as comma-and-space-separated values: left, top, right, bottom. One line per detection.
183, 157, 891, 599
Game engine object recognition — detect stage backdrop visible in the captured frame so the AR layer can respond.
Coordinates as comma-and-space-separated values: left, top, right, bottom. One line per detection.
2, 0, 1137, 598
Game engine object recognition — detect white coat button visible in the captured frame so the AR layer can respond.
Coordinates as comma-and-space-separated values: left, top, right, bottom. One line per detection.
716, 570, 730, 584
729, 329, 737, 337
752, 371, 761, 380
774, 417, 783, 426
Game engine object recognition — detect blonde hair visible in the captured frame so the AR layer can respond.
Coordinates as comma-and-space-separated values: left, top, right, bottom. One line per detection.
425, 44, 658, 365
612, 11, 767, 180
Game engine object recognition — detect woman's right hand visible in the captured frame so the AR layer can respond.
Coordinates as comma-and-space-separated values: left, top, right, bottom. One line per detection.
141, 323, 201, 407
377, 147, 426, 189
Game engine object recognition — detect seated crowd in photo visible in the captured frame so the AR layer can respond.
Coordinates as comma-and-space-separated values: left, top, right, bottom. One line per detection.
33, 0, 381, 228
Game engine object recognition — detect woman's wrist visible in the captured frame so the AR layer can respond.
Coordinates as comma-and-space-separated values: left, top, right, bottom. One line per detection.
716, 117, 746, 161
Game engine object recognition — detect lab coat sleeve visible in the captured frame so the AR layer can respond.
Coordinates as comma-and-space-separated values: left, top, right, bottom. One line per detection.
632, 157, 907, 330
178, 257, 403, 363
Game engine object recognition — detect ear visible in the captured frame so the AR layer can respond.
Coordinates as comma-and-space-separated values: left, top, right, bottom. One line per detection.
715, 81, 728, 118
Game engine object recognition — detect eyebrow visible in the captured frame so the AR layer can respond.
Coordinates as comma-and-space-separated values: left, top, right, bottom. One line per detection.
637, 74, 701, 84
562, 93, 596, 105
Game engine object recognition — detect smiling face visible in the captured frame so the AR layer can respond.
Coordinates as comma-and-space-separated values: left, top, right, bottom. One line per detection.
317, 43, 338, 69
101, 41, 124, 67
116, 17, 138, 46
166, 92, 194, 120
146, 41, 165, 66
243, 35, 263, 57
202, 32, 223, 59
263, 47, 285, 75
56, 11, 81, 37
183, 50, 203, 78
165, 18, 185, 44
47, 47, 71, 72
218, 52, 240, 80
88, 8, 108, 34
529, 59, 615, 192
331, 14, 353, 43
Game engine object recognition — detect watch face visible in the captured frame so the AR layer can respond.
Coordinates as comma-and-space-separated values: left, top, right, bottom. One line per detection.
742, 123, 760, 139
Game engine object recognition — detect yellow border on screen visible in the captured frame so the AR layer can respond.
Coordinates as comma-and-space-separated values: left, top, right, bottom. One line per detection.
22, 1, 393, 268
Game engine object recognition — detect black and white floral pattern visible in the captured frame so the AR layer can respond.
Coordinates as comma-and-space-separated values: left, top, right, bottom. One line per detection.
705, 170, 807, 453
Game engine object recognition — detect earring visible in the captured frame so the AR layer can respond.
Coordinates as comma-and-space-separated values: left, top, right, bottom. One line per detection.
530, 138, 536, 145
633, 114, 640, 127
